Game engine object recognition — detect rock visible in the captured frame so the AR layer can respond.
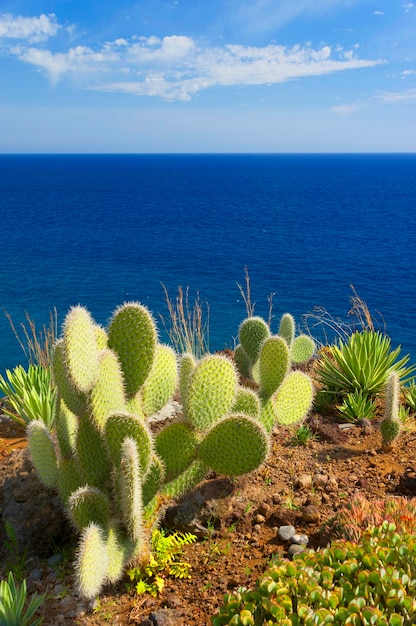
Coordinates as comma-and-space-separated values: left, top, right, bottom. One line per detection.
290, 534, 309, 546
301, 505, 320, 523
147, 608, 185, 625
295, 474, 312, 490
288, 544, 306, 557
313, 474, 328, 488
253, 513, 265, 524
278, 525, 296, 541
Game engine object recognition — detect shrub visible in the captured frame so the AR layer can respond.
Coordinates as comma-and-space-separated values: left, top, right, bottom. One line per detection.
316, 330, 416, 397
212, 522, 416, 626
337, 390, 377, 423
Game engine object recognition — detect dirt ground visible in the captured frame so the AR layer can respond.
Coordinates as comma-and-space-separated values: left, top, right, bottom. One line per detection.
1, 396, 416, 625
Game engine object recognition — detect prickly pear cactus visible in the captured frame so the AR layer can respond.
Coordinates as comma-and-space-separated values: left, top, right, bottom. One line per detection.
27, 302, 272, 600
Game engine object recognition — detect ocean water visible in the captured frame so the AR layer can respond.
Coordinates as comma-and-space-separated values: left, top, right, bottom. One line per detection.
0, 153, 415, 374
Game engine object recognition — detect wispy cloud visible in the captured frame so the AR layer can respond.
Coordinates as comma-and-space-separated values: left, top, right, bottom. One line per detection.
373, 11, 384, 16
376, 87, 416, 103
0, 13, 60, 43
403, 2, 414, 11
8, 28, 382, 100
330, 103, 361, 116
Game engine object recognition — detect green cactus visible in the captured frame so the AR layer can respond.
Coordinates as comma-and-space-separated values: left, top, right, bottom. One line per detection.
233, 345, 251, 379
238, 316, 270, 363
258, 336, 290, 399
28, 302, 273, 600
290, 334, 316, 363
274, 371, 314, 426
108, 303, 157, 398
381, 371, 401, 449
278, 312, 295, 346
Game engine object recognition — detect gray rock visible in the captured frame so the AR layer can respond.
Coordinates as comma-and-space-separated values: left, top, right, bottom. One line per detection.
278, 525, 296, 541
288, 544, 306, 557
290, 533, 309, 546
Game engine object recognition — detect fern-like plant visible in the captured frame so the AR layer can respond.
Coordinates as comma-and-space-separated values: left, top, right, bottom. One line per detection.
126, 529, 197, 596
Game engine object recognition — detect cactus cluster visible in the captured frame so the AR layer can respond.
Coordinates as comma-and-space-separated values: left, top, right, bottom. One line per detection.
234, 313, 315, 433
27, 302, 278, 599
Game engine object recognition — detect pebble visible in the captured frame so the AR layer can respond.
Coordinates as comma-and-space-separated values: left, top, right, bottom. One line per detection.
313, 474, 328, 488
278, 525, 296, 541
253, 513, 266, 524
290, 534, 309, 546
301, 505, 320, 523
295, 474, 313, 490
288, 544, 306, 557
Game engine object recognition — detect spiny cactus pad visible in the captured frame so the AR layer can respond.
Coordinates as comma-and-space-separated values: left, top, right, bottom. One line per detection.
53, 340, 87, 416
259, 336, 290, 399
186, 355, 237, 431
63, 306, 100, 393
108, 303, 157, 398
278, 312, 295, 346
118, 438, 143, 542
104, 413, 153, 474
233, 345, 251, 379
141, 344, 177, 417
90, 349, 126, 430
231, 387, 260, 418
77, 414, 111, 487
198, 415, 269, 476
27, 420, 58, 489
155, 422, 198, 482
239, 316, 270, 362
381, 418, 401, 445
55, 401, 78, 459
69, 486, 110, 532
75, 523, 109, 599
274, 371, 314, 425
291, 334, 316, 364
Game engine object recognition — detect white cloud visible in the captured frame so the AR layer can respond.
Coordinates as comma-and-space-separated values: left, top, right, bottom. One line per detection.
0, 13, 60, 43
4, 18, 382, 101
373, 11, 384, 16
376, 88, 416, 103
403, 2, 414, 11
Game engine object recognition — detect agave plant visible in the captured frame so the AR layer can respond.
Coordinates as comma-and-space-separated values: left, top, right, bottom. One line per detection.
316, 330, 416, 397
0, 364, 57, 430
0, 572, 45, 626
337, 389, 377, 423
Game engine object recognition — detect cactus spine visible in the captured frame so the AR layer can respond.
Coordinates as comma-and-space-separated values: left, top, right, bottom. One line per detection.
28, 302, 274, 600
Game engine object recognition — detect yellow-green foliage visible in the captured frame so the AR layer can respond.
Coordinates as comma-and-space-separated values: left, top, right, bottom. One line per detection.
212, 522, 416, 626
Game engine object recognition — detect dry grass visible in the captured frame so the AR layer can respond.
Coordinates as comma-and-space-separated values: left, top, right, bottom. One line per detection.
3, 308, 58, 368
159, 285, 209, 359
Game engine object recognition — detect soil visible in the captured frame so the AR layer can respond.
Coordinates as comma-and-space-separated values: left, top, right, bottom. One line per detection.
1, 392, 416, 625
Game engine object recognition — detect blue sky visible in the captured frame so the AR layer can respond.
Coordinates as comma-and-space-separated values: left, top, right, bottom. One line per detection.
0, 1, 415, 152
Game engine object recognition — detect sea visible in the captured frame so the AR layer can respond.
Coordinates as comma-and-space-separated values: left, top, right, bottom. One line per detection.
0, 153, 415, 375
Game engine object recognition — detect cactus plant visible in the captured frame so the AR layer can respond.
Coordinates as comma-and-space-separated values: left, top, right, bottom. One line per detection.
234, 313, 315, 434
381, 370, 401, 449
27, 302, 276, 600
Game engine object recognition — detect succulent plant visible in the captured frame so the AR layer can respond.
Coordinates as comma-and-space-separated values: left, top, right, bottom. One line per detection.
322, 493, 416, 542
212, 522, 416, 626
27, 302, 274, 600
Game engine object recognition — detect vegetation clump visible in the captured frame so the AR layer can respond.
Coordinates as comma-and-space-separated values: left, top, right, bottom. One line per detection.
212, 522, 416, 626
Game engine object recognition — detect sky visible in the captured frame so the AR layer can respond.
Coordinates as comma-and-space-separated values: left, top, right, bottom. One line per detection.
0, 1, 415, 152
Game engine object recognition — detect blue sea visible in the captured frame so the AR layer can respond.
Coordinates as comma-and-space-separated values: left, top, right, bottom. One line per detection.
0, 153, 415, 375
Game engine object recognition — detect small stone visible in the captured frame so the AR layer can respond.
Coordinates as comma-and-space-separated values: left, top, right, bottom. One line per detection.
290, 534, 309, 546
278, 525, 296, 541
313, 474, 328, 488
326, 477, 338, 492
338, 423, 356, 430
252, 524, 262, 533
368, 449, 378, 456
28, 568, 42, 582
348, 474, 358, 483
295, 474, 313, 490
288, 544, 306, 557
301, 505, 320, 523
48, 553, 63, 567
253, 513, 265, 524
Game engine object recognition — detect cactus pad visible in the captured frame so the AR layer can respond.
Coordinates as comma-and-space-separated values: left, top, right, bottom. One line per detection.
239, 316, 270, 362
69, 486, 110, 531
186, 355, 237, 430
75, 522, 109, 599
141, 344, 177, 417
63, 306, 100, 393
259, 336, 290, 399
233, 345, 251, 379
104, 413, 153, 474
274, 371, 314, 426
108, 303, 157, 398
279, 313, 295, 346
90, 349, 126, 430
77, 414, 111, 487
290, 334, 316, 364
156, 422, 198, 482
53, 340, 87, 416
231, 387, 260, 418
27, 420, 58, 488
198, 415, 269, 476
